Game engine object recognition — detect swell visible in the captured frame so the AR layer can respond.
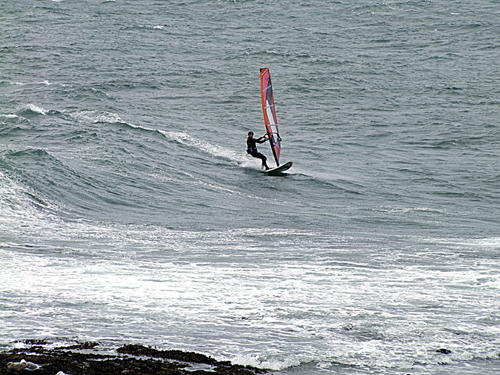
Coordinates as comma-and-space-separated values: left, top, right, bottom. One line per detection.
0, 111, 271, 228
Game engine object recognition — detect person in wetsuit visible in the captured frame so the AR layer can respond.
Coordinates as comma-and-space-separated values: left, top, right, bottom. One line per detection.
246, 131, 270, 170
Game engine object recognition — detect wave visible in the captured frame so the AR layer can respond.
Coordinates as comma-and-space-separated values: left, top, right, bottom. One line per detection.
17, 104, 50, 117
158, 130, 247, 165
0, 112, 267, 228
0, 80, 52, 87
69, 110, 124, 124
113, 121, 249, 166
0, 168, 59, 246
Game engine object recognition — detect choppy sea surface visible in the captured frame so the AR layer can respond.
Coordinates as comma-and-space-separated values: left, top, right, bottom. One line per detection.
1, 0, 500, 374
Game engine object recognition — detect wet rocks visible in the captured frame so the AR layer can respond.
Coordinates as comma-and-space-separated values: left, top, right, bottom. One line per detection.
435, 348, 452, 355
0, 341, 267, 375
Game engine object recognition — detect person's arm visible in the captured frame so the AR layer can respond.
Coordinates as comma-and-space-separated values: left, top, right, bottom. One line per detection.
257, 135, 268, 143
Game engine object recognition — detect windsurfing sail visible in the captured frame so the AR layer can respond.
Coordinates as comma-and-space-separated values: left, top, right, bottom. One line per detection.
260, 68, 281, 166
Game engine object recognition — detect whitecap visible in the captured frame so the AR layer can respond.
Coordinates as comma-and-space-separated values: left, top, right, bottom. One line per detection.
27, 104, 48, 115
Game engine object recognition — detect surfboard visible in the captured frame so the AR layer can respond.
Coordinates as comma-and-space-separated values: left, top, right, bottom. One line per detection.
265, 161, 293, 175
260, 68, 292, 172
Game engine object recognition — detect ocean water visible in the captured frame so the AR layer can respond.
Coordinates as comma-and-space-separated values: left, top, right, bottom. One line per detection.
1, 0, 500, 374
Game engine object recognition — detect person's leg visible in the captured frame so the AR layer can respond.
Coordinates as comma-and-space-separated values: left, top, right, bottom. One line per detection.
251, 152, 269, 169
261, 155, 269, 170
258, 153, 269, 170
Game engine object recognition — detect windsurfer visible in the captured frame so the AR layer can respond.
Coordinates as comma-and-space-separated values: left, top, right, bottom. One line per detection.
247, 131, 270, 170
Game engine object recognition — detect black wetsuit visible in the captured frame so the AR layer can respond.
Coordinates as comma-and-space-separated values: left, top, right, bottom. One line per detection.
247, 136, 269, 169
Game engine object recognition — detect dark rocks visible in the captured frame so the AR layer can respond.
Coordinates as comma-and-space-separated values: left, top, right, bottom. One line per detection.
64, 342, 100, 350
117, 344, 219, 365
0, 341, 267, 375
435, 348, 452, 355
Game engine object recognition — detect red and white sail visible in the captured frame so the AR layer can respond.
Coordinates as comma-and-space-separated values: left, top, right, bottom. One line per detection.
260, 68, 281, 166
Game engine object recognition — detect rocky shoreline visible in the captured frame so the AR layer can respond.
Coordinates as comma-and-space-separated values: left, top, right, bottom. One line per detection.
0, 341, 268, 375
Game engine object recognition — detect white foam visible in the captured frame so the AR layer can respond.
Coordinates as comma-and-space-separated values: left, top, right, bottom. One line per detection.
0, 114, 18, 119
70, 110, 123, 124
228, 353, 301, 371
0, 171, 30, 222
27, 104, 48, 115
2, 223, 500, 372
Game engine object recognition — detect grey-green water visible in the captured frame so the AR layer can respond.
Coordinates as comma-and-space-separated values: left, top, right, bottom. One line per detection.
1, 1, 499, 373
